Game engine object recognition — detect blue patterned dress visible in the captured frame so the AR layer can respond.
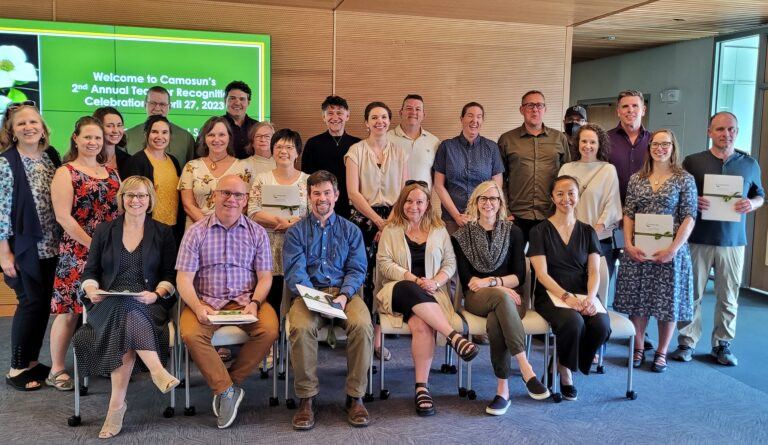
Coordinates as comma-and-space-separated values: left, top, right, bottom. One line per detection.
614, 171, 697, 321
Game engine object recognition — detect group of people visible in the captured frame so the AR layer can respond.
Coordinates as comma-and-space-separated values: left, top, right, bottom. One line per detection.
0, 82, 763, 438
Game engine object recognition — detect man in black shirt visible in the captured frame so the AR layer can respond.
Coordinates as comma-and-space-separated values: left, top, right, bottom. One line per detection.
222, 80, 258, 159
301, 96, 361, 219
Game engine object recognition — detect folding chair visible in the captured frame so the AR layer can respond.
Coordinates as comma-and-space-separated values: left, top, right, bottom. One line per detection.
456, 258, 558, 401
69, 302, 178, 426
595, 257, 638, 400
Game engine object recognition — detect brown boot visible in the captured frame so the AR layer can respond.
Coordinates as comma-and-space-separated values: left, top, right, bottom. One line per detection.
292, 397, 316, 430
345, 395, 370, 427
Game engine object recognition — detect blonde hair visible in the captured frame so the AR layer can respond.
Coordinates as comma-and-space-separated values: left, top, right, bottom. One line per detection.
117, 176, 156, 214
0, 104, 51, 152
464, 181, 507, 221
639, 128, 685, 178
388, 182, 443, 231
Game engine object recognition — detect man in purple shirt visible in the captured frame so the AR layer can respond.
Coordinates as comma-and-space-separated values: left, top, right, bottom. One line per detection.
177, 175, 279, 429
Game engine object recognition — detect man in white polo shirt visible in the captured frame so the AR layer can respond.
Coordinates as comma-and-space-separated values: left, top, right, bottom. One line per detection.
388, 94, 440, 188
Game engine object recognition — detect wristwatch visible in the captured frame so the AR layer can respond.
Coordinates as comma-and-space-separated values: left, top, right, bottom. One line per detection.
489, 277, 498, 287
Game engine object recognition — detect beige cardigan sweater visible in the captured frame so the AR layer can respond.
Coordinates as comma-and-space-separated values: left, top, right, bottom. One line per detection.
375, 224, 456, 328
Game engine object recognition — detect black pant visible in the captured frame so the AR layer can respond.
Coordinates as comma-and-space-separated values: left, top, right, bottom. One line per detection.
8, 256, 57, 369
266, 275, 284, 315
536, 293, 611, 375
513, 217, 544, 245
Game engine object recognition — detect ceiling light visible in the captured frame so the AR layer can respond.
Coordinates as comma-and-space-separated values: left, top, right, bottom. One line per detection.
602, 35, 617, 41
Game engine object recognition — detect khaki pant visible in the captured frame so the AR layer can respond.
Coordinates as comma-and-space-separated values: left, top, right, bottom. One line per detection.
464, 287, 526, 379
678, 244, 744, 349
181, 301, 279, 394
288, 290, 372, 399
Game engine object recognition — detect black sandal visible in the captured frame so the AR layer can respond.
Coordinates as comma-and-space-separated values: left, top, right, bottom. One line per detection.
415, 383, 436, 417
5, 371, 42, 392
651, 352, 668, 373
447, 330, 479, 362
632, 348, 645, 368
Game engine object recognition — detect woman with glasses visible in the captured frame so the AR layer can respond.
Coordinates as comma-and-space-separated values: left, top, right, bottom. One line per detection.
49, 116, 121, 392
452, 181, 549, 415
614, 129, 696, 373
93, 107, 132, 176
528, 175, 611, 401
558, 123, 622, 279
376, 181, 476, 416
75, 175, 179, 438
345, 101, 408, 361
244, 121, 277, 178
178, 116, 253, 230
248, 128, 308, 313
0, 102, 61, 391
124, 115, 184, 242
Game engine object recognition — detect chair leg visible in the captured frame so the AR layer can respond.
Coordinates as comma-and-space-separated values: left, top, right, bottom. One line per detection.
542, 333, 550, 387
164, 344, 176, 418
270, 338, 279, 406
364, 340, 374, 402
551, 334, 562, 403
183, 346, 195, 415
68, 348, 82, 426
379, 331, 389, 400
465, 334, 475, 400
284, 338, 295, 409
627, 334, 637, 400
596, 342, 606, 374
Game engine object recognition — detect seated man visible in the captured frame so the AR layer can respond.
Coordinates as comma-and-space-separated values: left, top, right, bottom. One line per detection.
283, 170, 372, 430
176, 175, 279, 429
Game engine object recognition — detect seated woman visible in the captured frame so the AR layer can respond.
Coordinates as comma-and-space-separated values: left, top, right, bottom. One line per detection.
452, 181, 549, 416
528, 175, 611, 401
75, 176, 180, 439
376, 181, 477, 417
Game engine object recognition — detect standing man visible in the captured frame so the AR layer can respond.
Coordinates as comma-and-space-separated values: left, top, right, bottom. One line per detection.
498, 90, 570, 242
608, 89, 652, 205
176, 175, 279, 429
222, 80, 258, 159
670, 112, 764, 366
283, 170, 372, 430
124, 86, 196, 165
434, 102, 504, 235
563, 105, 588, 161
301, 96, 361, 219
387, 94, 440, 188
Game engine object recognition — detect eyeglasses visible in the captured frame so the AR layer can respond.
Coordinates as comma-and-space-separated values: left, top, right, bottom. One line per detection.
522, 102, 546, 111
216, 190, 247, 200
147, 101, 169, 108
477, 195, 501, 204
123, 192, 150, 201
405, 180, 428, 187
254, 134, 272, 140
273, 144, 296, 152
7, 100, 37, 112
650, 141, 673, 149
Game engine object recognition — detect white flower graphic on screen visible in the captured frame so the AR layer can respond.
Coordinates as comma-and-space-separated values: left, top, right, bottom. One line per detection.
0, 45, 38, 89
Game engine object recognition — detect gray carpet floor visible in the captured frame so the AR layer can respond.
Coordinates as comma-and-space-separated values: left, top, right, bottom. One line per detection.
1, 283, 766, 444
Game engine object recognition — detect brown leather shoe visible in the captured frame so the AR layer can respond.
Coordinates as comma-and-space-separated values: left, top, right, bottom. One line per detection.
292, 397, 316, 430
345, 395, 370, 427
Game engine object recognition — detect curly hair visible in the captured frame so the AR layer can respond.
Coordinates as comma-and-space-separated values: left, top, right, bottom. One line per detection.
574, 123, 611, 162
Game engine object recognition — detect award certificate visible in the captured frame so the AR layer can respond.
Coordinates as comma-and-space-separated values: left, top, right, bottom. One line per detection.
260, 184, 302, 219
634, 213, 674, 260
702, 174, 742, 222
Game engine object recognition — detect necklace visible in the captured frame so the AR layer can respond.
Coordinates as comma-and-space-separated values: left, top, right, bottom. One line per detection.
331, 134, 343, 147
208, 154, 230, 171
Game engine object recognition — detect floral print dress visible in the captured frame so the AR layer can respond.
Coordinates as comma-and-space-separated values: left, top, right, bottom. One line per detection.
177, 158, 253, 229
51, 164, 120, 314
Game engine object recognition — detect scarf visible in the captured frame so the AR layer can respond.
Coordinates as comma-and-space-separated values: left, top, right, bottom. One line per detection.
453, 219, 511, 273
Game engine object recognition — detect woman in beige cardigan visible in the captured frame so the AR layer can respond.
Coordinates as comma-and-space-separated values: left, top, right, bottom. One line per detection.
376, 181, 477, 417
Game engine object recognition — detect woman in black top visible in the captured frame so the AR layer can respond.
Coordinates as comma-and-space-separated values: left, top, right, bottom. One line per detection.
528, 175, 611, 401
77, 176, 179, 438
453, 181, 549, 415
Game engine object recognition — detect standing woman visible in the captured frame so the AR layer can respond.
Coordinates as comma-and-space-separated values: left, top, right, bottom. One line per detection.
243, 121, 277, 178
614, 129, 696, 373
124, 115, 184, 242
528, 176, 611, 401
0, 103, 61, 391
376, 182, 476, 416
248, 128, 308, 311
76, 176, 179, 438
93, 107, 131, 175
178, 116, 252, 229
345, 101, 408, 360
558, 123, 622, 279
452, 181, 549, 415
49, 116, 120, 391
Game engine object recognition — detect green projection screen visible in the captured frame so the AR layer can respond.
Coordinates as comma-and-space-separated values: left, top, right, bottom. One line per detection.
0, 18, 271, 152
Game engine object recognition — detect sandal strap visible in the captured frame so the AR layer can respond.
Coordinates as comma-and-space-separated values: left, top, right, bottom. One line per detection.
448, 331, 477, 359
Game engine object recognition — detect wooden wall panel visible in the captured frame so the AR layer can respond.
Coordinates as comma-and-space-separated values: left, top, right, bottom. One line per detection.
3, 0, 54, 21
335, 11, 569, 142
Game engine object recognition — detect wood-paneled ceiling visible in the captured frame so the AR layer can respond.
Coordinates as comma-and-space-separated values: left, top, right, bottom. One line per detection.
216, 0, 768, 61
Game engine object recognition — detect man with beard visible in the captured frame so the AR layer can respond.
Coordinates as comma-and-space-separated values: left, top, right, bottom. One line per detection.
283, 170, 372, 430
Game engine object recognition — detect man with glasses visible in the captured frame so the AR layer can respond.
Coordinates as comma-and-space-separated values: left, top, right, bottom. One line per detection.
176, 175, 279, 429
124, 86, 196, 164
301, 96, 361, 219
498, 90, 570, 242
222, 80, 258, 159
283, 170, 371, 430
388, 94, 440, 189
670, 112, 764, 366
